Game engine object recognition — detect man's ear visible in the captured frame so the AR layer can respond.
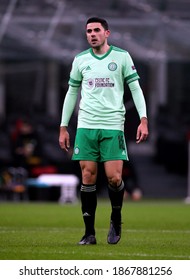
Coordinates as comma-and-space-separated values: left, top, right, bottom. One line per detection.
105, 30, 111, 38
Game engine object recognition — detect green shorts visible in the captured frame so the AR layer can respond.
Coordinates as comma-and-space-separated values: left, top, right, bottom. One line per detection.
72, 128, 128, 162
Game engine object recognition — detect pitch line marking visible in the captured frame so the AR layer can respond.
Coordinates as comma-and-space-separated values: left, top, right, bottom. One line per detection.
0, 226, 190, 234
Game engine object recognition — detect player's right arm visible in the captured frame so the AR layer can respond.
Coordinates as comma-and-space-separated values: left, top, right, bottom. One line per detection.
59, 56, 82, 151
59, 126, 70, 152
59, 85, 79, 151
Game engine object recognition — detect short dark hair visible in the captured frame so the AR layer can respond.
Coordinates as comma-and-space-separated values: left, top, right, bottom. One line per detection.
86, 17, 109, 30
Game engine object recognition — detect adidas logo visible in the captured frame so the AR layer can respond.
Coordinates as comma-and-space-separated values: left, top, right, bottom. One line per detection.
86, 66, 91, 70
83, 212, 91, 217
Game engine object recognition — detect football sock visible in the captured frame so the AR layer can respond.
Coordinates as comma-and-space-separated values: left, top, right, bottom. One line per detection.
80, 184, 97, 236
108, 180, 124, 223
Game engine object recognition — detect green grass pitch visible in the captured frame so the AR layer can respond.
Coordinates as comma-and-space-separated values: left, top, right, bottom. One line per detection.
0, 200, 190, 260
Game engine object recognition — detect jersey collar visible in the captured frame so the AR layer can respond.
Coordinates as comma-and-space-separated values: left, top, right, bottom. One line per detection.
90, 45, 113, 60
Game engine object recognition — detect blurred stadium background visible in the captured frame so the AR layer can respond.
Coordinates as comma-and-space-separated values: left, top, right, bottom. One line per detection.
0, 0, 190, 201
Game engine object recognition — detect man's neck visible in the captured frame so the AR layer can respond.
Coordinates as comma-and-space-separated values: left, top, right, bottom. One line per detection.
92, 44, 110, 55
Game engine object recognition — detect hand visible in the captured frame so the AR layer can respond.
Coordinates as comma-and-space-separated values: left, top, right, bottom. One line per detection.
59, 126, 70, 152
136, 117, 148, 144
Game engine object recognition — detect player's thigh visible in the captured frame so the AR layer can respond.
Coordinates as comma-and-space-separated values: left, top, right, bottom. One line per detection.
104, 160, 123, 182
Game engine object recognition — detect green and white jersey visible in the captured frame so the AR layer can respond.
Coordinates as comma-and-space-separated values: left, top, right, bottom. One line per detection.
69, 45, 140, 131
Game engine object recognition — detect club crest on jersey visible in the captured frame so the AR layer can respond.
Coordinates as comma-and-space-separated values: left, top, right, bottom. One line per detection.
108, 62, 117, 71
74, 147, 80, 155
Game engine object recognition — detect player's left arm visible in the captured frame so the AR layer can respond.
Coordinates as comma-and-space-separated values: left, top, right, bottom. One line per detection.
128, 80, 149, 143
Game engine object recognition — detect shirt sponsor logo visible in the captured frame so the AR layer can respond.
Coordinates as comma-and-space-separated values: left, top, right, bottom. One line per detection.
88, 79, 94, 88
87, 78, 114, 88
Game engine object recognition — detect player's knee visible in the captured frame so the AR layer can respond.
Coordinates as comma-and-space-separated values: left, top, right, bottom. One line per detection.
107, 174, 122, 189
82, 168, 97, 184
